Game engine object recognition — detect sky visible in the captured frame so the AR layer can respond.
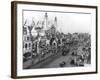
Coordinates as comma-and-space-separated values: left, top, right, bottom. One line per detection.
23, 10, 92, 34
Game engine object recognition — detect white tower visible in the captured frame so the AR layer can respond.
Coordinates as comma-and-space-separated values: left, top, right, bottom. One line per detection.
54, 16, 57, 29
44, 12, 48, 30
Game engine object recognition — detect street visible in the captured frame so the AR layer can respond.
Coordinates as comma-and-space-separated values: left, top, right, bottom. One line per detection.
28, 50, 75, 69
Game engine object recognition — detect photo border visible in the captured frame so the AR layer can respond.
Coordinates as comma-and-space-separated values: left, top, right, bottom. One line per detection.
11, 1, 98, 79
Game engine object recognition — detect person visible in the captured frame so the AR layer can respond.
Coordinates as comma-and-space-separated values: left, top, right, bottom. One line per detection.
50, 37, 55, 46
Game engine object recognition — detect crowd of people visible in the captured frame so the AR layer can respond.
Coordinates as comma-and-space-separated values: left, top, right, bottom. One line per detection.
23, 24, 91, 67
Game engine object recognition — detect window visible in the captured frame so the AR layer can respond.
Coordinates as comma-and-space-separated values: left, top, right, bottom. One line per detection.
25, 43, 27, 49
27, 36, 29, 40
23, 27, 27, 35
29, 43, 31, 47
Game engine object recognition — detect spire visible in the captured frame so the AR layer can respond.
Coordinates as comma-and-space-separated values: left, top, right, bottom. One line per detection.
44, 12, 48, 29
54, 16, 57, 29
55, 16, 57, 22
45, 12, 48, 19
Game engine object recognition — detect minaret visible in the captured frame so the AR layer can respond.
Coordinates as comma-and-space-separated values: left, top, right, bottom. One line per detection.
45, 12, 48, 29
54, 16, 57, 30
